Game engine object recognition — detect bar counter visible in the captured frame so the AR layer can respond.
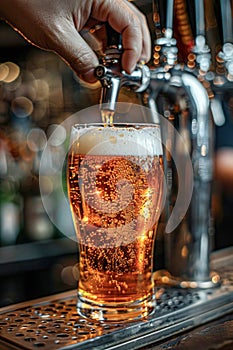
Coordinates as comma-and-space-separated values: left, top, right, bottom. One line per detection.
1, 247, 233, 350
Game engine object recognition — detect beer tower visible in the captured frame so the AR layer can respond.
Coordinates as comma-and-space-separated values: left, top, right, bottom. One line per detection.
148, 0, 216, 287
94, 0, 233, 288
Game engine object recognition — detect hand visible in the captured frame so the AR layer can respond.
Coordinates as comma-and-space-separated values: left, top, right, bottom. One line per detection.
0, 0, 151, 83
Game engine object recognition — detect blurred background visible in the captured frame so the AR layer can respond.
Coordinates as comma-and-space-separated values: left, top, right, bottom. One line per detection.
0, 0, 233, 307
0, 20, 104, 307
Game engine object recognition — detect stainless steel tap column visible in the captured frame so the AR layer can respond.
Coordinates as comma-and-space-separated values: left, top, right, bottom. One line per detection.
94, 1, 223, 288
148, 0, 220, 287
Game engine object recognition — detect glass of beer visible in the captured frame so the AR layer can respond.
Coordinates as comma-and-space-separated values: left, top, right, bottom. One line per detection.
67, 113, 164, 322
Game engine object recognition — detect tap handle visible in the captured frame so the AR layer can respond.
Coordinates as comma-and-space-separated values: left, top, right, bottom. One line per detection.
166, 0, 174, 31
99, 23, 122, 71
153, 0, 163, 38
105, 23, 122, 50
94, 24, 122, 115
220, 0, 233, 44
195, 0, 205, 36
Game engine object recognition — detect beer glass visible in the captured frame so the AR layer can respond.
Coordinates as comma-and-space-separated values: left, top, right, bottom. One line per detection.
67, 112, 164, 322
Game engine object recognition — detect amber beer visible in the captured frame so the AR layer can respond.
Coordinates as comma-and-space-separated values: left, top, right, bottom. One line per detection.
67, 124, 164, 321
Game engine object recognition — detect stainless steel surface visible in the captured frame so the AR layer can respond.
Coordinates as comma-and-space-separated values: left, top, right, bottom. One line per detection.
146, 0, 214, 285
0, 248, 233, 350
220, 0, 233, 44
94, 0, 230, 286
152, 66, 214, 285
95, 63, 150, 115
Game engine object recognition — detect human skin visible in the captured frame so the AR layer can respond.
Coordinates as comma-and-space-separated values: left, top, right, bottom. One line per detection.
0, 0, 151, 83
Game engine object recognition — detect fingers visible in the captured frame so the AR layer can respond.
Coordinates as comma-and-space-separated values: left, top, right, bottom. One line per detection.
0, 0, 150, 84
52, 0, 151, 82
0, 0, 151, 82
93, 0, 151, 73
122, 1, 151, 67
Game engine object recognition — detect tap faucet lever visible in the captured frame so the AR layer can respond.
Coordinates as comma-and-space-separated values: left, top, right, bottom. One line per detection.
94, 24, 150, 120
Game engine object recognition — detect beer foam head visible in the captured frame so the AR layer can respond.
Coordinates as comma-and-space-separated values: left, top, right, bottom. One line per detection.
72, 126, 163, 156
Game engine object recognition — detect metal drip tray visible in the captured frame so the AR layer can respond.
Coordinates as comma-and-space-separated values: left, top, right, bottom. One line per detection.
1, 248, 233, 350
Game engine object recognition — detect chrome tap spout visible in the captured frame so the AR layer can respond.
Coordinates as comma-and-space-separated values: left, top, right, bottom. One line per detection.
94, 23, 150, 123
94, 63, 150, 122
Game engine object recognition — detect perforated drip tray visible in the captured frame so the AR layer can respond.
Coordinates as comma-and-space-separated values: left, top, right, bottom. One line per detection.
1, 248, 233, 350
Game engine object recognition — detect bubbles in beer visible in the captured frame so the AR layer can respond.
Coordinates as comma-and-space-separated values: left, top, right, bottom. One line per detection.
68, 152, 164, 304
67, 125, 164, 308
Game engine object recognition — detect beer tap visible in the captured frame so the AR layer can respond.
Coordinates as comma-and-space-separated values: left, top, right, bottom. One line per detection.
94, 24, 150, 124
153, 0, 178, 67
147, 0, 220, 287
192, 0, 211, 73
210, 0, 233, 127
93, 0, 221, 287
218, 0, 233, 78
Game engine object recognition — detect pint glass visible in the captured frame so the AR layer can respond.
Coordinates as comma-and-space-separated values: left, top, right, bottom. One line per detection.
67, 118, 164, 322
